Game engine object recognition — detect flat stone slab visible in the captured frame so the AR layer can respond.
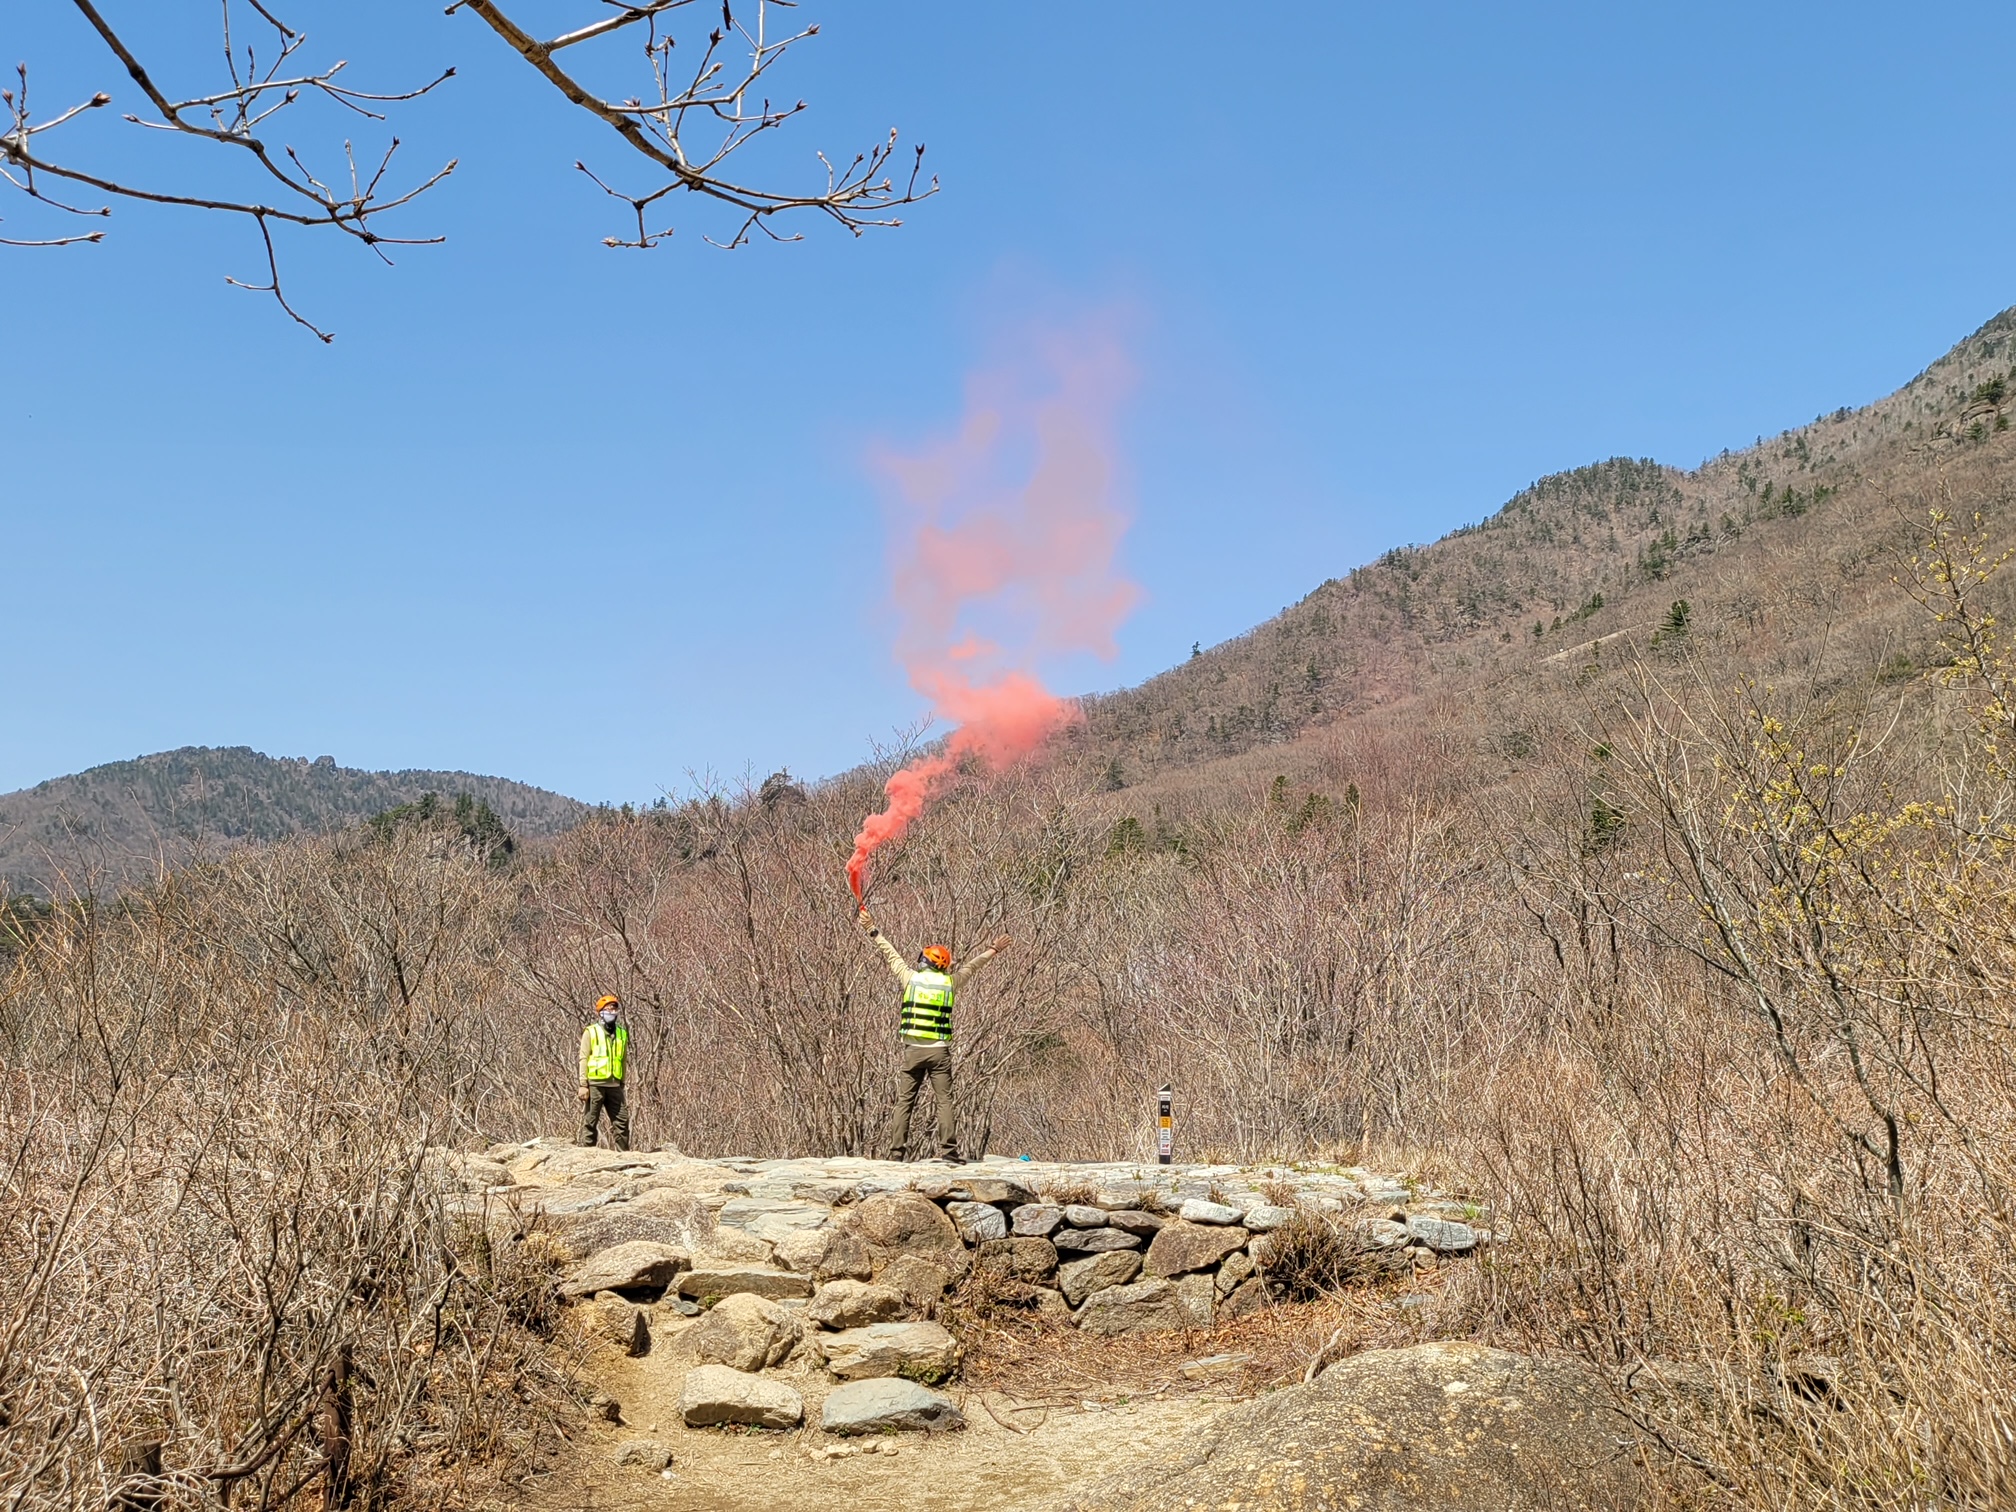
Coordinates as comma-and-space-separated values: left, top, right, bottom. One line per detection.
1010, 1203, 1064, 1237
808, 1279, 906, 1329
1406, 1215, 1478, 1253
679, 1364, 804, 1429
821, 1378, 966, 1435
820, 1321, 958, 1382
916, 1177, 1037, 1206
1053, 1227, 1141, 1255
676, 1267, 814, 1304
1240, 1204, 1297, 1231
944, 1200, 1008, 1243
1058, 1249, 1142, 1307
1178, 1199, 1243, 1226
1077, 1278, 1186, 1336
558, 1241, 690, 1297
1145, 1222, 1250, 1278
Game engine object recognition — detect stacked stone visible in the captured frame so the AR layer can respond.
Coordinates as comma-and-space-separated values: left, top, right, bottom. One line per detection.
454, 1140, 1491, 1446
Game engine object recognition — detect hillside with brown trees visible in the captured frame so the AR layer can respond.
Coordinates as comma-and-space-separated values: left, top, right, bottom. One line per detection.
0, 744, 589, 897
6, 309, 2016, 1509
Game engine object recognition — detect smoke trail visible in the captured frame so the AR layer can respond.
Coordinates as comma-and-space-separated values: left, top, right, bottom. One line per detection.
847, 328, 1140, 899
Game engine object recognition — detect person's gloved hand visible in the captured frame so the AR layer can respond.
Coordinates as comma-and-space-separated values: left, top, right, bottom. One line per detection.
857, 905, 877, 935
578, 1084, 591, 1103
989, 934, 1013, 953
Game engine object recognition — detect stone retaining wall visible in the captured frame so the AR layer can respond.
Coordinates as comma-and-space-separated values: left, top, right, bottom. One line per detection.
432, 1140, 1491, 1434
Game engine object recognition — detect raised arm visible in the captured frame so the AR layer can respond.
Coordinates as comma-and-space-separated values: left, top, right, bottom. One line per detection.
858, 908, 915, 987
952, 935, 1014, 988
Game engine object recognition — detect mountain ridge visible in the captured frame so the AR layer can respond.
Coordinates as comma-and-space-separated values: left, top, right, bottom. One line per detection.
0, 745, 589, 896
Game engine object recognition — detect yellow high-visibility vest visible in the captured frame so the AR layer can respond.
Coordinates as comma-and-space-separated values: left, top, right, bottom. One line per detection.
585, 1022, 629, 1081
899, 971, 954, 1042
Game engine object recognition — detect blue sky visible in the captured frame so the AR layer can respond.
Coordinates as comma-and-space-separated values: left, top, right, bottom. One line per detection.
6, 1, 2013, 801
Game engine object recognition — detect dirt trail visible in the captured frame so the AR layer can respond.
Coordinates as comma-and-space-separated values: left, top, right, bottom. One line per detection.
528, 1329, 1233, 1512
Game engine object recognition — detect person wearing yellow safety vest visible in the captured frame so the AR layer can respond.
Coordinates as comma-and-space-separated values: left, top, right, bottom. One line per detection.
857, 907, 1012, 1163
577, 994, 631, 1150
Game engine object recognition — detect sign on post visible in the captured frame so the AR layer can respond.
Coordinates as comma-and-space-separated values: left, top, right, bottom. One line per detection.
1157, 1083, 1173, 1165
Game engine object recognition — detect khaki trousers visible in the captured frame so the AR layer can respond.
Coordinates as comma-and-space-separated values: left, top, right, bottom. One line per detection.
885, 1039, 955, 1160
578, 1080, 630, 1150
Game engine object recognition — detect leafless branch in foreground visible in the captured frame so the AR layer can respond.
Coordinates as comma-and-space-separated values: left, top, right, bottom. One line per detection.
450, 0, 935, 251
3, 0, 935, 337
1, 2, 456, 338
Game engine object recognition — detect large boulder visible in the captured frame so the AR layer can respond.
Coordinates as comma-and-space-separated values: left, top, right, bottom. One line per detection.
808, 1279, 907, 1330
1145, 1222, 1249, 1278
1058, 1249, 1143, 1308
821, 1378, 967, 1435
977, 1237, 1060, 1283
678, 1365, 804, 1430
1049, 1342, 1650, 1511
1075, 1278, 1187, 1336
675, 1267, 813, 1305
687, 1292, 805, 1372
558, 1241, 690, 1298
819, 1321, 959, 1383
849, 1192, 969, 1279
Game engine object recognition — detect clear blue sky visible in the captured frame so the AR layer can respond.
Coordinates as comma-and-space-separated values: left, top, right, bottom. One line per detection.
6, 1, 2013, 801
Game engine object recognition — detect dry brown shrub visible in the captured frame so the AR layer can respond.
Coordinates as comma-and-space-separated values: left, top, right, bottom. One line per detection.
1039, 1180, 1099, 1208
1256, 1212, 1409, 1302
0, 831, 581, 1511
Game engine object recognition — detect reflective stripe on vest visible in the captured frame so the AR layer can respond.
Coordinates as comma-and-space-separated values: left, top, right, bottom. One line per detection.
899, 970, 955, 1042
585, 1022, 628, 1081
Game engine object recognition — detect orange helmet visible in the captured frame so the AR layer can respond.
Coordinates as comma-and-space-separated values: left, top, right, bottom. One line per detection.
920, 945, 953, 972
594, 994, 621, 1012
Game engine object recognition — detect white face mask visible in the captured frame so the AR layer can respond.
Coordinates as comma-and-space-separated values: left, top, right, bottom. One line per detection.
599, 1010, 618, 1026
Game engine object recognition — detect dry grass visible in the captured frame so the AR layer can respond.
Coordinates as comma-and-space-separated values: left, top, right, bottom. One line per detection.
10, 471, 2016, 1507
1256, 1212, 1409, 1302
955, 1290, 1430, 1404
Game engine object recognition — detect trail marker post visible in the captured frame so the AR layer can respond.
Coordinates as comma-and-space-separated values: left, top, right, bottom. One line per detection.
1157, 1084, 1173, 1165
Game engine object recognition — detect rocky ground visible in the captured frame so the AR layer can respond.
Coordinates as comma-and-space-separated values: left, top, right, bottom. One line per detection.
432, 1141, 1621, 1511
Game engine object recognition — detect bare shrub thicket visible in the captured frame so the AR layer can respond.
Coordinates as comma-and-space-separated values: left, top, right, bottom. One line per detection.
7, 507, 2016, 1507
0, 829, 575, 1511
1469, 513, 2016, 1508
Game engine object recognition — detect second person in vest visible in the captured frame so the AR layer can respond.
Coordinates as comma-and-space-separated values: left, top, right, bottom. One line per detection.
577, 994, 631, 1150
858, 907, 1012, 1163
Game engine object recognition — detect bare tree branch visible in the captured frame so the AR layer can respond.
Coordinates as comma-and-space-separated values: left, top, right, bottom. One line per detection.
4, 0, 935, 337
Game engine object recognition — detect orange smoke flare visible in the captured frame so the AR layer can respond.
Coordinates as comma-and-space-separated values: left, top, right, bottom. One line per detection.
847, 326, 1138, 899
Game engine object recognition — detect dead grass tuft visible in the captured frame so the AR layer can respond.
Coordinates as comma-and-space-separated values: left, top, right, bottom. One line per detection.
1258, 1212, 1408, 1302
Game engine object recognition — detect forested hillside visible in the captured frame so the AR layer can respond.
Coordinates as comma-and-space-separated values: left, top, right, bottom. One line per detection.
0, 745, 588, 895
1080, 306, 2016, 791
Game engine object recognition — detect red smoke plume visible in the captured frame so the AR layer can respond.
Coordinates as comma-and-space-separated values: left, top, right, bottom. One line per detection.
847, 328, 1139, 899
